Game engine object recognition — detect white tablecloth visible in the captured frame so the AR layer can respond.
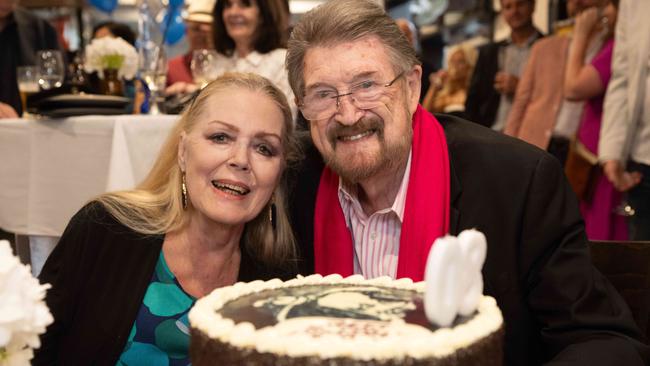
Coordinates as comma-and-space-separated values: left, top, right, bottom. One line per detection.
0, 114, 178, 237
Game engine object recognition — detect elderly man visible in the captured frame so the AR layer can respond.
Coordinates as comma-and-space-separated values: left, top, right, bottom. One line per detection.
286, 1, 649, 365
465, 0, 543, 130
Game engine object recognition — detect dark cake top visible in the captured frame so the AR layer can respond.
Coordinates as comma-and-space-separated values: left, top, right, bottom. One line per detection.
218, 284, 473, 331
189, 274, 503, 361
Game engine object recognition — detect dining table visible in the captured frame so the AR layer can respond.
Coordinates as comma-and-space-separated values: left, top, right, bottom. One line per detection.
0, 114, 178, 275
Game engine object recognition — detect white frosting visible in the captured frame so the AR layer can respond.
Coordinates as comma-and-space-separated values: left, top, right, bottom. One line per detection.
189, 273, 503, 361
424, 229, 487, 327
255, 317, 433, 359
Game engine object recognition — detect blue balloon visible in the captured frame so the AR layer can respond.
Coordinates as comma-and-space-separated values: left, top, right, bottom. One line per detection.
162, 9, 186, 45
169, 0, 184, 10
89, 0, 117, 13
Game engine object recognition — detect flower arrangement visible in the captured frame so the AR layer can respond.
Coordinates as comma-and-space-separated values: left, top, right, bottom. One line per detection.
84, 36, 138, 80
0, 240, 53, 366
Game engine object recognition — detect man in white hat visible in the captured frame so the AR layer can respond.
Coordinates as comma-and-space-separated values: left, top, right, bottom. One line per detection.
166, 0, 215, 85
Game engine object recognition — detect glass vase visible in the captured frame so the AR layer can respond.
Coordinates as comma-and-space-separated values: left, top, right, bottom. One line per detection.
100, 68, 124, 96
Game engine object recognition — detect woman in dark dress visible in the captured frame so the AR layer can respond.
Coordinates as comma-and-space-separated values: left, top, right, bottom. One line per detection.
34, 72, 301, 365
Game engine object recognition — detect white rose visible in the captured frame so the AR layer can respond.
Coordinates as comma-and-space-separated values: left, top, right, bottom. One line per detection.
0, 240, 53, 366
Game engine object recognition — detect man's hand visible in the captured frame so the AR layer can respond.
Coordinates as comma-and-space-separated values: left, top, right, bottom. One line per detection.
493, 72, 518, 96
0, 102, 18, 118
603, 160, 642, 192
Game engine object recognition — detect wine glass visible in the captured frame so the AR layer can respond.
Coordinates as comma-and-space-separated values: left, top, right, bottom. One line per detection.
16, 66, 39, 117
36, 50, 65, 90
190, 49, 220, 89
139, 44, 168, 114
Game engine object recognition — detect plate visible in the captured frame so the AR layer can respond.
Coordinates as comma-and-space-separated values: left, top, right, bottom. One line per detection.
37, 107, 128, 118
36, 94, 131, 110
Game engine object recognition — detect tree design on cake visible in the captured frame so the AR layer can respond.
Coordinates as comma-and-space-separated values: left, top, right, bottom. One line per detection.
251, 286, 416, 322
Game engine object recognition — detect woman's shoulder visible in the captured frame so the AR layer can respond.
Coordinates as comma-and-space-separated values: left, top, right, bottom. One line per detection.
70, 201, 113, 227
63, 200, 163, 250
68, 200, 142, 236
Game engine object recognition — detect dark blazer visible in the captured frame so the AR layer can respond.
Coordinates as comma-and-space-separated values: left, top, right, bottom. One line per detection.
287, 113, 650, 365
465, 40, 507, 127
34, 202, 292, 365
14, 8, 61, 67
465, 32, 543, 128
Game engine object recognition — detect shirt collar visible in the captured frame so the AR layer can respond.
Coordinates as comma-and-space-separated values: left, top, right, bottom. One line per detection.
338, 151, 412, 223
233, 50, 263, 67
505, 30, 541, 48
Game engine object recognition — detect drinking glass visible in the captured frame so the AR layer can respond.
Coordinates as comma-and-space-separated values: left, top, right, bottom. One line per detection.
36, 50, 65, 90
139, 44, 168, 114
16, 66, 39, 116
190, 49, 220, 89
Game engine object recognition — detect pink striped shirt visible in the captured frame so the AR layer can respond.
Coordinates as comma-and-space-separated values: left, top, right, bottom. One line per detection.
338, 153, 411, 279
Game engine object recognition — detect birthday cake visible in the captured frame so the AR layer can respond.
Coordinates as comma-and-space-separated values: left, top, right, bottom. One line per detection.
188, 274, 504, 365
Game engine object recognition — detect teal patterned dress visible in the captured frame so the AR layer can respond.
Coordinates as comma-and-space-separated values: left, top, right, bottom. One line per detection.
117, 251, 195, 366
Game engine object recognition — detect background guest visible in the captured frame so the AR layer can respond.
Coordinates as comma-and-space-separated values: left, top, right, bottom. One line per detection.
33, 73, 300, 364
166, 0, 295, 118
166, 0, 215, 86
465, 0, 542, 131
422, 43, 476, 116
564, 0, 624, 240
213, 0, 294, 117
0, 0, 61, 118
395, 18, 435, 103
504, 0, 606, 166
93, 20, 137, 46
600, 0, 649, 240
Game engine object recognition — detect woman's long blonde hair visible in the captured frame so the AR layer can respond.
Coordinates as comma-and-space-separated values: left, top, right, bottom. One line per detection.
95, 72, 301, 266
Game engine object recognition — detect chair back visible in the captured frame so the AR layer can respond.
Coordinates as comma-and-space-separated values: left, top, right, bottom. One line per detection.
589, 240, 650, 343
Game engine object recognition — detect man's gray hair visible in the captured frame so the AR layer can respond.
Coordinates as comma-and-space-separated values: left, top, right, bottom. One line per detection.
286, 0, 421, 100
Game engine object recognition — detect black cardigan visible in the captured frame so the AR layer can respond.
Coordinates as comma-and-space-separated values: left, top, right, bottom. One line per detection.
287, 113, 650, 365
33, 202, 294, 365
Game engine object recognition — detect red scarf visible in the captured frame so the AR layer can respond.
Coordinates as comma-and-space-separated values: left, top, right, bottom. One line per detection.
313, 106, 450, 281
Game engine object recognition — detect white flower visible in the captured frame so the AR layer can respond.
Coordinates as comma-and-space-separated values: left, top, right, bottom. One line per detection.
0, 240, 53, 366
84, 36, 139, 80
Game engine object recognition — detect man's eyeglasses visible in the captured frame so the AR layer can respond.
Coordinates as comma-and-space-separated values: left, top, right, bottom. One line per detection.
299, 72, 405, 121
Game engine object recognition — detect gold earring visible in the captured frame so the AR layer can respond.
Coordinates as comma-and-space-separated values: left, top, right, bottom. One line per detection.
181, 172, 188, 210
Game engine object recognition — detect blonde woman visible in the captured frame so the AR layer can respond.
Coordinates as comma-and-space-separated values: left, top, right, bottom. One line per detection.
422, 44, 477, 115
34, 72, 300, 365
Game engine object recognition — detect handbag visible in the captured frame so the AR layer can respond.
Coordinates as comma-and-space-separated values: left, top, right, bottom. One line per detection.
564, 139, 601, 202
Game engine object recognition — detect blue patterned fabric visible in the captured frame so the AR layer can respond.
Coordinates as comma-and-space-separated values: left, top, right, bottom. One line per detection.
117, 251, 195, 366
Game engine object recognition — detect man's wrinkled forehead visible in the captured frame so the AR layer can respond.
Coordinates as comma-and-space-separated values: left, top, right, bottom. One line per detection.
302, 36, 394, 86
